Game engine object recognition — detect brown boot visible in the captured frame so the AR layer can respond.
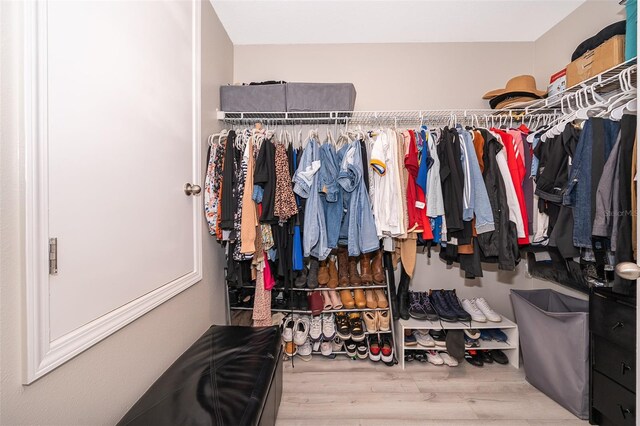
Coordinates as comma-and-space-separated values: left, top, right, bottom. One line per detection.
371, 250, 386, 285
318, 260, 330, 286
337, 247, 349, 287
353, 288, 367, 309
360, 253, 373, 284
365, 289, 378, 309
374, 289, 388, 308
340, 289, 355, 309
349, 257, 362, 285
328, 257, 339, 288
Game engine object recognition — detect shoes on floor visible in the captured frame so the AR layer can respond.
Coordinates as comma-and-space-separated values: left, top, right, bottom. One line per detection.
404, 352, 415, 362
297, 338, 312, 361
429, 329, 447, 347
344, 339, 357, 357
414, 350, 427, 362
320, 340, 332, 356
309, 315, 322, 341
322, 313, 336, 340
335, 312, 351, 340
414, 330, 435, 347
404, 329, 417, 346
479, 350, 494, 364
369, 335, 381, 361
474, 297, 502, 322
461, 298, 487, 322
332, 336, 344, 353
356, 340, 369, 359
426, 350, 444, 365
490, 349, 509, 365
464, 350, 483, 367
380, 335, 394, 364
439, 351, 459, 367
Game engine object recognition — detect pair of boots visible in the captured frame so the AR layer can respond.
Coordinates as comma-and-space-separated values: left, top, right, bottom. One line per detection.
317, 257, 338, 288
335, 248, 386, 286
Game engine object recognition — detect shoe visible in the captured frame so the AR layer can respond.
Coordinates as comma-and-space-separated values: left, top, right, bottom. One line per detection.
464, 350, 484, 367
474, 298, 502, 322
487, 329, 508, 342
439, 352, 459, 367
308, 258, 319, 289
479, 350, 494, 364
356, 340, 369, 359
408, 292, 429, 320
429, 329, 447, 347
307, 291, 322, 315
464, 334, 479, 348
461, 299, 487, 322
371, 250, 386, 284
463, 329, 481, 340
404, 352, 415, 362
284, 341, 297, 357
318, 260, 330, 286
328, 289, 343, 309
282, 315, 297, 342
297, 338, 312, 361
332, 336, 344, 352
337, 247, 349, 286
377, 310, 390, 332
443, 290, 472, 322
365, 289, 378, 309
363, 311, 378, 333
349, 313, 366, 342
294, 268, 308, 288
349, 257, 362, 285
354, 288, 367, 309
489, 349, 509, 365
293, 316, 310, 345
335, 313, 351, 340
360, 253, 373, 283
309, 315, 323, 341
368, 335, 381, 361
421, 293, 440, 321
328, 257, 339, 288
414, 350, 427, 362
344, 339, 357, 357
380, 336, 394, 363
374, 289, 388, 308
321, 291, 333, 310
430, 290, 458, 322
414, 330, 435, 347
322, 313, 336, 340
312, 339, 321, 352
340, 289, 355, 309
320, 340, 332, 356
480, 330, 493, 341
426, 350, 444, 365
404, 329, 417, 346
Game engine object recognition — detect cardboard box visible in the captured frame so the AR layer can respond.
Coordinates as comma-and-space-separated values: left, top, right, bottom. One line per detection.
548, 69, 567, 97
566, 35, 625, 87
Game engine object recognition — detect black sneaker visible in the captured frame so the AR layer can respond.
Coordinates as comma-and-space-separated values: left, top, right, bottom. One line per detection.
430, 290, 458, 322
408, 292, 429, 320
414, 350, 427, 362
489, 349, 509, 365
349, 313, 365, 342
464, 350, 484, 367
421, 293, 440, 321
335, 313, 351, 340
479, 350, 494, 364
356, 340, 368, 359
444, 290, 472, 322
429, 329, 447, 347
344, 338, 357, 357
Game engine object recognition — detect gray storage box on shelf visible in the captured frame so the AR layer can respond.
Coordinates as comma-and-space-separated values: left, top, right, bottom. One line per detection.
510, 289, 590, 419
286, 83, 356, 111
220, 84, 287, 112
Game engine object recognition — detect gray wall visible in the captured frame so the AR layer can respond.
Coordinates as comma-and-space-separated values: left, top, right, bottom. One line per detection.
0, 1, 232, 424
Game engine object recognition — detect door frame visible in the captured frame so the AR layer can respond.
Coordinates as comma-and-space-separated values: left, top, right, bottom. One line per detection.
23, 0, 202, 384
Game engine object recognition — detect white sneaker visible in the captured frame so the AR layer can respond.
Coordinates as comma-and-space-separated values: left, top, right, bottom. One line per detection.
426, 350, 444, 365
332, 336, 343, 352
474, 298, 502, 322
309, 315, 323, 341
293, 316, 310, 345
461, 299, 487, 322
414, 330, 435, 347
297, 338, 312, 361
322, 313, 336, 340
282, 315, 297, 342
439, 352, 459, 367
320, 340, 332, 356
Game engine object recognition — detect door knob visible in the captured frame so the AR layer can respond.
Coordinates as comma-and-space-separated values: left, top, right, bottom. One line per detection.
184, 183, 201, 196
615, 262, 640, 280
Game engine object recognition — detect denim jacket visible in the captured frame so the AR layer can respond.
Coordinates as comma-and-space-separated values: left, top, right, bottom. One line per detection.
338, 141, 380, 256
293, 139, 331, 260
318, 143, 342, 249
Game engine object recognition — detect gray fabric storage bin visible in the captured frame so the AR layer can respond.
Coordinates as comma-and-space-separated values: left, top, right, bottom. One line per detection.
220, 84, 286, 112
286, 83, 356, 111
511, 289, 589, 419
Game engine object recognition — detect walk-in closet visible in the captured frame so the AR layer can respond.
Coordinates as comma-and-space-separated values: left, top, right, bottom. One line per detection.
1, 0, 638, 425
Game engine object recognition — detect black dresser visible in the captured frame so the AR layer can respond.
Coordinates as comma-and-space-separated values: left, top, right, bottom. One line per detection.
590, 287, 637, 426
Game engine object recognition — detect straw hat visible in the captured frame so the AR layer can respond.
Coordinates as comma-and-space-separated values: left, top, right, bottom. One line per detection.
483, 75, 547, 100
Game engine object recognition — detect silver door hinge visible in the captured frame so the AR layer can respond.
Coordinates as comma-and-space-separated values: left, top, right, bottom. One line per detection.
49, 238, 58, 275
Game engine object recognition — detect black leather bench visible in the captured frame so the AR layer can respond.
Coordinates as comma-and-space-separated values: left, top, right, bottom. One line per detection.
118, 325, 283, 426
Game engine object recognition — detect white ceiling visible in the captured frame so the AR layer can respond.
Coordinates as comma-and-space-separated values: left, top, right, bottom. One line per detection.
210, 0, 585, 45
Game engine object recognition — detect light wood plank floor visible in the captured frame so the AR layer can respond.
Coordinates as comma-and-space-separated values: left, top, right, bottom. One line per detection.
276, 356, 588, 425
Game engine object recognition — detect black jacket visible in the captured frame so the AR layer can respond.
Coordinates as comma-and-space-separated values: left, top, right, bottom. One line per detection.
220, 130, 237, 230
254, 138, 278, 224
535, 124, 580, 203
438, 128, 465, 235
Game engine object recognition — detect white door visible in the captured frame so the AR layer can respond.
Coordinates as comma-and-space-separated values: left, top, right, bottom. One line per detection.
25, 0, 202, 383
